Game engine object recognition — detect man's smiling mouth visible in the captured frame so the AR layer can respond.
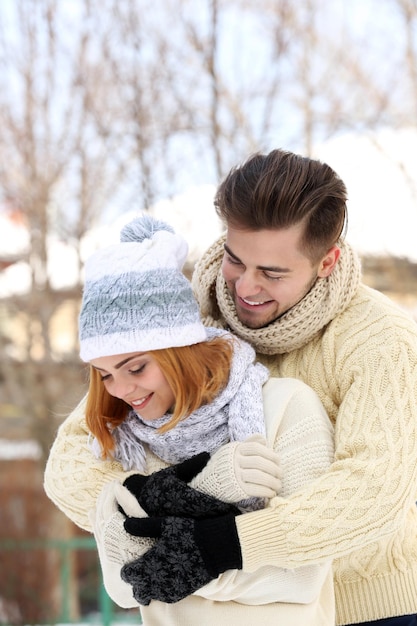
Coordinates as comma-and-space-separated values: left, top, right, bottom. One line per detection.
241, 297, 271, 306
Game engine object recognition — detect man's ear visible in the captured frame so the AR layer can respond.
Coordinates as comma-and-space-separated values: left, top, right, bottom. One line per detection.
317, 245, 340, 278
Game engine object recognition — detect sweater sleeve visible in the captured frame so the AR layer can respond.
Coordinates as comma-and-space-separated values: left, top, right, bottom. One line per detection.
192, 377, 335, 604
237, 316, 417, 572
43, 395, 131, 531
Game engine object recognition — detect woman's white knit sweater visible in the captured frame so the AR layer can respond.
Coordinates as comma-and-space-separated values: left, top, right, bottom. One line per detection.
44, 377, 335, 625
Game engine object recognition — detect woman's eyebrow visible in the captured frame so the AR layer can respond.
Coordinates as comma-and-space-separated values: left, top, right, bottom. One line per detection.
92, 354, 144, 372
114, 355, 140, 369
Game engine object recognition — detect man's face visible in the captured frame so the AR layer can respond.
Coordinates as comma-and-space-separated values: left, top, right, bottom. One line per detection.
222, 224, 336, 329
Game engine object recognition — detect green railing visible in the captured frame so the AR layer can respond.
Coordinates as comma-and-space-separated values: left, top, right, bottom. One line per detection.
0, 537, 141, 625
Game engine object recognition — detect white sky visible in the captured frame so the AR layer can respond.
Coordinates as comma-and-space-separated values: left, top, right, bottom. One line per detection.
314, 127, 417, 261
1, 128, 417, 297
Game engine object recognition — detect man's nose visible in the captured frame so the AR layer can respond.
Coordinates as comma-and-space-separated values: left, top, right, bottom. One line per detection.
235, 271, 262, 299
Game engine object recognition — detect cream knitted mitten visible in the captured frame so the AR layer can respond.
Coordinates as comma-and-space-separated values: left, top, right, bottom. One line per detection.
190, 435, 282, 502
90, 480, 153, 608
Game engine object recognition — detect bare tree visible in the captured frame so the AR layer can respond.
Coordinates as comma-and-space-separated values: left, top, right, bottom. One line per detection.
1, 0, 417, 460
0, 0, 134, 459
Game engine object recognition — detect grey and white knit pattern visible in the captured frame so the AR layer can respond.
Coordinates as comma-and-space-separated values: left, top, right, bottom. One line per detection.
79, 215, 207, 361
99, 328, 269, 472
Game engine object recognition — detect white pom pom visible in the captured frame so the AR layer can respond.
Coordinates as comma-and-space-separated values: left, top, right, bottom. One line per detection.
120, 214, 175, 243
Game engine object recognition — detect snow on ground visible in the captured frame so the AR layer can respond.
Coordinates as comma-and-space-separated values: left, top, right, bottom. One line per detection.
0, 438, 42, 460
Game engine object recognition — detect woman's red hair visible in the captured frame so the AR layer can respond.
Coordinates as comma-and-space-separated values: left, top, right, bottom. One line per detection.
85, 335, 235, 458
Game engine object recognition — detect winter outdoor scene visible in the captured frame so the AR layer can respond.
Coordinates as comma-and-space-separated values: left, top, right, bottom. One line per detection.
1, 0, 417, 624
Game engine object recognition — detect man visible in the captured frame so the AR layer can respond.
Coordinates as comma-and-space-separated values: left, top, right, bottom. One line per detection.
45, 149, 417, 626
189, 149, 417, 626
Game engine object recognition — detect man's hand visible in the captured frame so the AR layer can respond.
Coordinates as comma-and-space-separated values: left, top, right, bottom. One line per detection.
191, 435, 282, 502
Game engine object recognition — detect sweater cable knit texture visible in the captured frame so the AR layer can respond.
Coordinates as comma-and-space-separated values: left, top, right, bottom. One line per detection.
191, 237, 417, 625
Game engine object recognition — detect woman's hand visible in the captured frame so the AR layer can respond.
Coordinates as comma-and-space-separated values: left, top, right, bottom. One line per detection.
120, 452, 240, 518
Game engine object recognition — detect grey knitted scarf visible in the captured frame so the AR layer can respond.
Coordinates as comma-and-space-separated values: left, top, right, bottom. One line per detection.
94, 328, 269, 472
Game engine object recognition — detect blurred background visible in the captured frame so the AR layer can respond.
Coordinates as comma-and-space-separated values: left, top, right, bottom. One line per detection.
1, 0, 417, 623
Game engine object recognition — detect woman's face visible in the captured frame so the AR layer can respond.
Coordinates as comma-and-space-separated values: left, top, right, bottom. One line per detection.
90, 351, 175, 421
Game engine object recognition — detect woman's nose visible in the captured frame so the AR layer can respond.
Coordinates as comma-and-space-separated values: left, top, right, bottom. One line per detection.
111, 379, 136, 400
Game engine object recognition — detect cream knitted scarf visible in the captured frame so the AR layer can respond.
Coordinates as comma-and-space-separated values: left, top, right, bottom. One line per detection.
93, 329, 269, 472
192, 238, 361, 354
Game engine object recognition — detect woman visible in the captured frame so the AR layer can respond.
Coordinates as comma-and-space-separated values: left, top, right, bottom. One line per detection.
45, 214, 335, 625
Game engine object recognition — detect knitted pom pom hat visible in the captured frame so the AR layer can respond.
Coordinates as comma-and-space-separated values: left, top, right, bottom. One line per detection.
79, 214, 208, 362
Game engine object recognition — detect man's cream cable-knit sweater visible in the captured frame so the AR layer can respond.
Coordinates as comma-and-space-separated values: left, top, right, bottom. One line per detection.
191, 237, 417, 626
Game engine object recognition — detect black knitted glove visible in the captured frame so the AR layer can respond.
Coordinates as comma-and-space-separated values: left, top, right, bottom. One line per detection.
123, 452, 238, 518
121, 512, 242, 605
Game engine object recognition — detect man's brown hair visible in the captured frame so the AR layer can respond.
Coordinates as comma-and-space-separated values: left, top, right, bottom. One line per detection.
215, 149, 347, 261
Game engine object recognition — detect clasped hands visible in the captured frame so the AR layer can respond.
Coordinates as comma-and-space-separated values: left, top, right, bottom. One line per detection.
97, 435, 281, 606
